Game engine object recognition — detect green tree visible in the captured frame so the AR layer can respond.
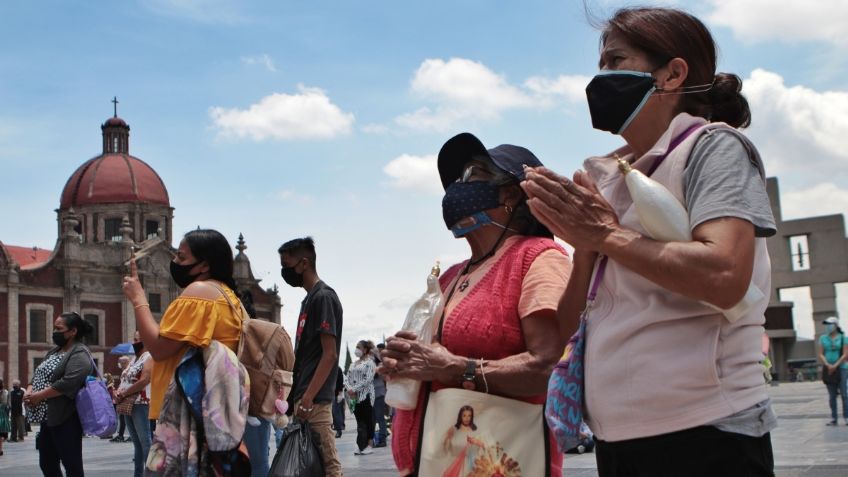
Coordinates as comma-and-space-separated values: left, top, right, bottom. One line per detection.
344, 342, 352, 373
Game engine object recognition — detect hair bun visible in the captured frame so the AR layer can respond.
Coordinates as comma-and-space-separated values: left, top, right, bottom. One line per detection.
709, 73, 751, 128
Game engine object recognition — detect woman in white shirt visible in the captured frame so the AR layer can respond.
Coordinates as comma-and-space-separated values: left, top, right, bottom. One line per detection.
345, 340, 376, 455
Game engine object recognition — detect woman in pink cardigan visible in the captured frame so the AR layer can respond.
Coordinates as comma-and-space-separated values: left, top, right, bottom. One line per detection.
523, 6, 776, 476
380, 132, 571, 476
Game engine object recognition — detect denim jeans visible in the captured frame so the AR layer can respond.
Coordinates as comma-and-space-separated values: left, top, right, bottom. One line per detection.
124, 404, 151, 477
243, 416, 271, 477
373, 395, 388, 443
825, 367, 848, 421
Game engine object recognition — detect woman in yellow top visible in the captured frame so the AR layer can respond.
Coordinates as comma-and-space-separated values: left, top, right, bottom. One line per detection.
121, 229, 244, 419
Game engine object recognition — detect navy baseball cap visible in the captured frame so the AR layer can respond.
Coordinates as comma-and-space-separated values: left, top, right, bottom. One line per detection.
437, 132, 543, 190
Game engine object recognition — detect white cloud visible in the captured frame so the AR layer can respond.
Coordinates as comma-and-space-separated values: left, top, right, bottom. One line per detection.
209, 85, 354, 141
705, 0, 848, 47
361, 123, 389, 134
742, 69, 848, 180
394, 58, 589, 132
241, 54, 276, 72
382, 154, 442, 195
780, 183, 848, 223
141, 0, 245, 25
395, 58, 535, 132
524, 74, 591, 105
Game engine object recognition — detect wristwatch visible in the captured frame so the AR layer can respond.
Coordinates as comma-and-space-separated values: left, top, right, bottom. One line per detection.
461, 359, 477, 390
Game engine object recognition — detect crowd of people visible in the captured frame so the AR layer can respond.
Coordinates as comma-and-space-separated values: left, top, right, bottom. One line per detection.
3, 5, 848, 477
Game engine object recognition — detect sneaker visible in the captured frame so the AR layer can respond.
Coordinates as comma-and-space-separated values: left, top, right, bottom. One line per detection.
360, 448, 374, 455
374, 442, 387, 448
353, 451, 362, 456
826, 420, 838, 426
335, 430, 342, 438
576, 445, 586, 454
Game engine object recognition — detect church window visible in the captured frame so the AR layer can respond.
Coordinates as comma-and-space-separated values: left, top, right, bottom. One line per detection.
105, 218, 122, 242
149, 293, 162, 313
146, 220, 159, 240
29, 309, 48, 343
113, 136, 119, 152
84, 314, 100, 346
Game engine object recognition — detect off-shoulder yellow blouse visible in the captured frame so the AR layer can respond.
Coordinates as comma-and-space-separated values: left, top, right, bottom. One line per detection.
149, 283, 242, 419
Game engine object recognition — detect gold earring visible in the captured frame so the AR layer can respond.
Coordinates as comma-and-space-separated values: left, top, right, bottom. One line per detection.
505, 205, 513, 214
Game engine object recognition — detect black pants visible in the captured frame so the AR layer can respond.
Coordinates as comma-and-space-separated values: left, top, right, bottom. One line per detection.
595, 426, 774, 477
38, 416, 85, 477
353, 395, 374, 451
117, 413, 126, 438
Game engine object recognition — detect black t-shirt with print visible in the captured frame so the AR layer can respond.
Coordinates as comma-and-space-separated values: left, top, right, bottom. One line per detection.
289, 280, 343, 405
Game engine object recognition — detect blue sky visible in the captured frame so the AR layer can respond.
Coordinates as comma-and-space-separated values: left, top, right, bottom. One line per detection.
1, 0, 847, 345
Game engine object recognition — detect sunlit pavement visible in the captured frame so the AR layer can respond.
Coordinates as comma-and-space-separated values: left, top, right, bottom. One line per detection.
1, 382, 846, 476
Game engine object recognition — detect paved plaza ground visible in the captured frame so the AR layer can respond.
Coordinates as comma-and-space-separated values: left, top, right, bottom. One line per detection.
0, 382, 846, 476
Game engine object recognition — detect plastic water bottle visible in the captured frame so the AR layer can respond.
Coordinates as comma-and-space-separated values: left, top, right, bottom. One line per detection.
384, 262, 443, 410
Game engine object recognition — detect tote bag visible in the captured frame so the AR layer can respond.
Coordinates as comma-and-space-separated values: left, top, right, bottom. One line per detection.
76, 349, 118, 437
419, 388, 548, 477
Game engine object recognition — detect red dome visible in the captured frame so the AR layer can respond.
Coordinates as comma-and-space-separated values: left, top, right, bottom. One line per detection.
60, 154, 170, 209
103, 116, 129, 127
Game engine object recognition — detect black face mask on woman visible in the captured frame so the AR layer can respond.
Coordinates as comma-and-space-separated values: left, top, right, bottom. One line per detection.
170, 260, 200, 288
585, 70, 657, 135
52, 331, 69, 347
132, 342, 144, 355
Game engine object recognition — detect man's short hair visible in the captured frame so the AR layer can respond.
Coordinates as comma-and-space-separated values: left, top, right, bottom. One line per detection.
278, 236, 317, 268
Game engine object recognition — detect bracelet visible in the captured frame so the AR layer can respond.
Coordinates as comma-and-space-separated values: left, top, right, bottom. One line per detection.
479, 358, 489, 394
134, 303, 150, 310
298, 405, 314, 413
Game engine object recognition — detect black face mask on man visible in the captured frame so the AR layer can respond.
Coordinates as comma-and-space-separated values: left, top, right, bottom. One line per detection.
170, 261, 200, 288
281, 263, 304, 288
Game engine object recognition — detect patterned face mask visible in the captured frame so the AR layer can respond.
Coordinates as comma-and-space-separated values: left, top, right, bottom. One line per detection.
441, 181, 501, 236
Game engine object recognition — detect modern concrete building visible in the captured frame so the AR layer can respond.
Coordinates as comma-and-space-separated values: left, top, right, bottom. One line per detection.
765, 177, 848, 380
0, 109, 281, 384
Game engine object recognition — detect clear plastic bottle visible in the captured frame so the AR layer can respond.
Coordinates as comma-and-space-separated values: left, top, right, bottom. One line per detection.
384, 262, 443, 410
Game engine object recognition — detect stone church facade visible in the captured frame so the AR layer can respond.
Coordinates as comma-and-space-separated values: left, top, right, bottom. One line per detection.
0, 111, 281, 384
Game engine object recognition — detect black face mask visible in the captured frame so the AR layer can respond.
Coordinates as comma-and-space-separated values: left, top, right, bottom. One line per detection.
170, 260, 200, 288
281, 265, 304, 288
442, 181, 502, 231
585, 70, 657, 135
52, 331, 69, 347
132, 342, 144, 355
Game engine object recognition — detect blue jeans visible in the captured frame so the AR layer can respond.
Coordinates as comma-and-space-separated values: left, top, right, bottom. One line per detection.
243, 416, 271, 477
124, 404, 151, 477
825, 367, 848, 421
373, 395, 388, 442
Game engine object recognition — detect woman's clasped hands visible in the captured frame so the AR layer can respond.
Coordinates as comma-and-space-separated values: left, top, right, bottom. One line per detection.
378, 331, 461, 385
520, 165, 620, 252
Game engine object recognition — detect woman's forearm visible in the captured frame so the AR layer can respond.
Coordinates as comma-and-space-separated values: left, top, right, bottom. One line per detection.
598, 218, 755, 309
475, 351, 555, 397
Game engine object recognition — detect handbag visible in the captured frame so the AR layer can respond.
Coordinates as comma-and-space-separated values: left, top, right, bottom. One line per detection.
115, 393, 137, 416
418, 388, 549, 476
76, 348, 118, 437
545, 256, 607, 453
823, 365, 841, 385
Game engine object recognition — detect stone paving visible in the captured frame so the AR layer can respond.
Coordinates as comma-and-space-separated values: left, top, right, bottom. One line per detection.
0, 382, 846, 476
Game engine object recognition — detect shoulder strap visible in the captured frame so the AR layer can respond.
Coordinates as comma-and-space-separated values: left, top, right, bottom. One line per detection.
79, 345, 102, 379
207, 281, 249, 358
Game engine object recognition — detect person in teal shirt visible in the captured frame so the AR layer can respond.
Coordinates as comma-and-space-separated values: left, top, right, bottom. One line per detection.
818, 317, 848, 425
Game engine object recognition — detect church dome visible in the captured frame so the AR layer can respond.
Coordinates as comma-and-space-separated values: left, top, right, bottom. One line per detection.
59, 112, 170, 209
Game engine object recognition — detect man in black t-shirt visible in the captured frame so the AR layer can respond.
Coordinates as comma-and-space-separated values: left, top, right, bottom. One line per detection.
279, 237, 343, 476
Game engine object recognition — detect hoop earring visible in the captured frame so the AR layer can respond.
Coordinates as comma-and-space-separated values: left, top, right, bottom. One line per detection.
504, 205, 513, 214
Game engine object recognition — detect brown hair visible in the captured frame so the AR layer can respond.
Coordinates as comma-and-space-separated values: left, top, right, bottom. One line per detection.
357, 340, 375, 356
600, 7, 751, 128
454, 405, 477, 431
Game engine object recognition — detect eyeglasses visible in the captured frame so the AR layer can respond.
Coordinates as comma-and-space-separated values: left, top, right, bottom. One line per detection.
458, 164, 494, 183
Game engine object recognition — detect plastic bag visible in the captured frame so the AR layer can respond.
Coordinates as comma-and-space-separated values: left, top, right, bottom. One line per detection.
269, 419, 324, 477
